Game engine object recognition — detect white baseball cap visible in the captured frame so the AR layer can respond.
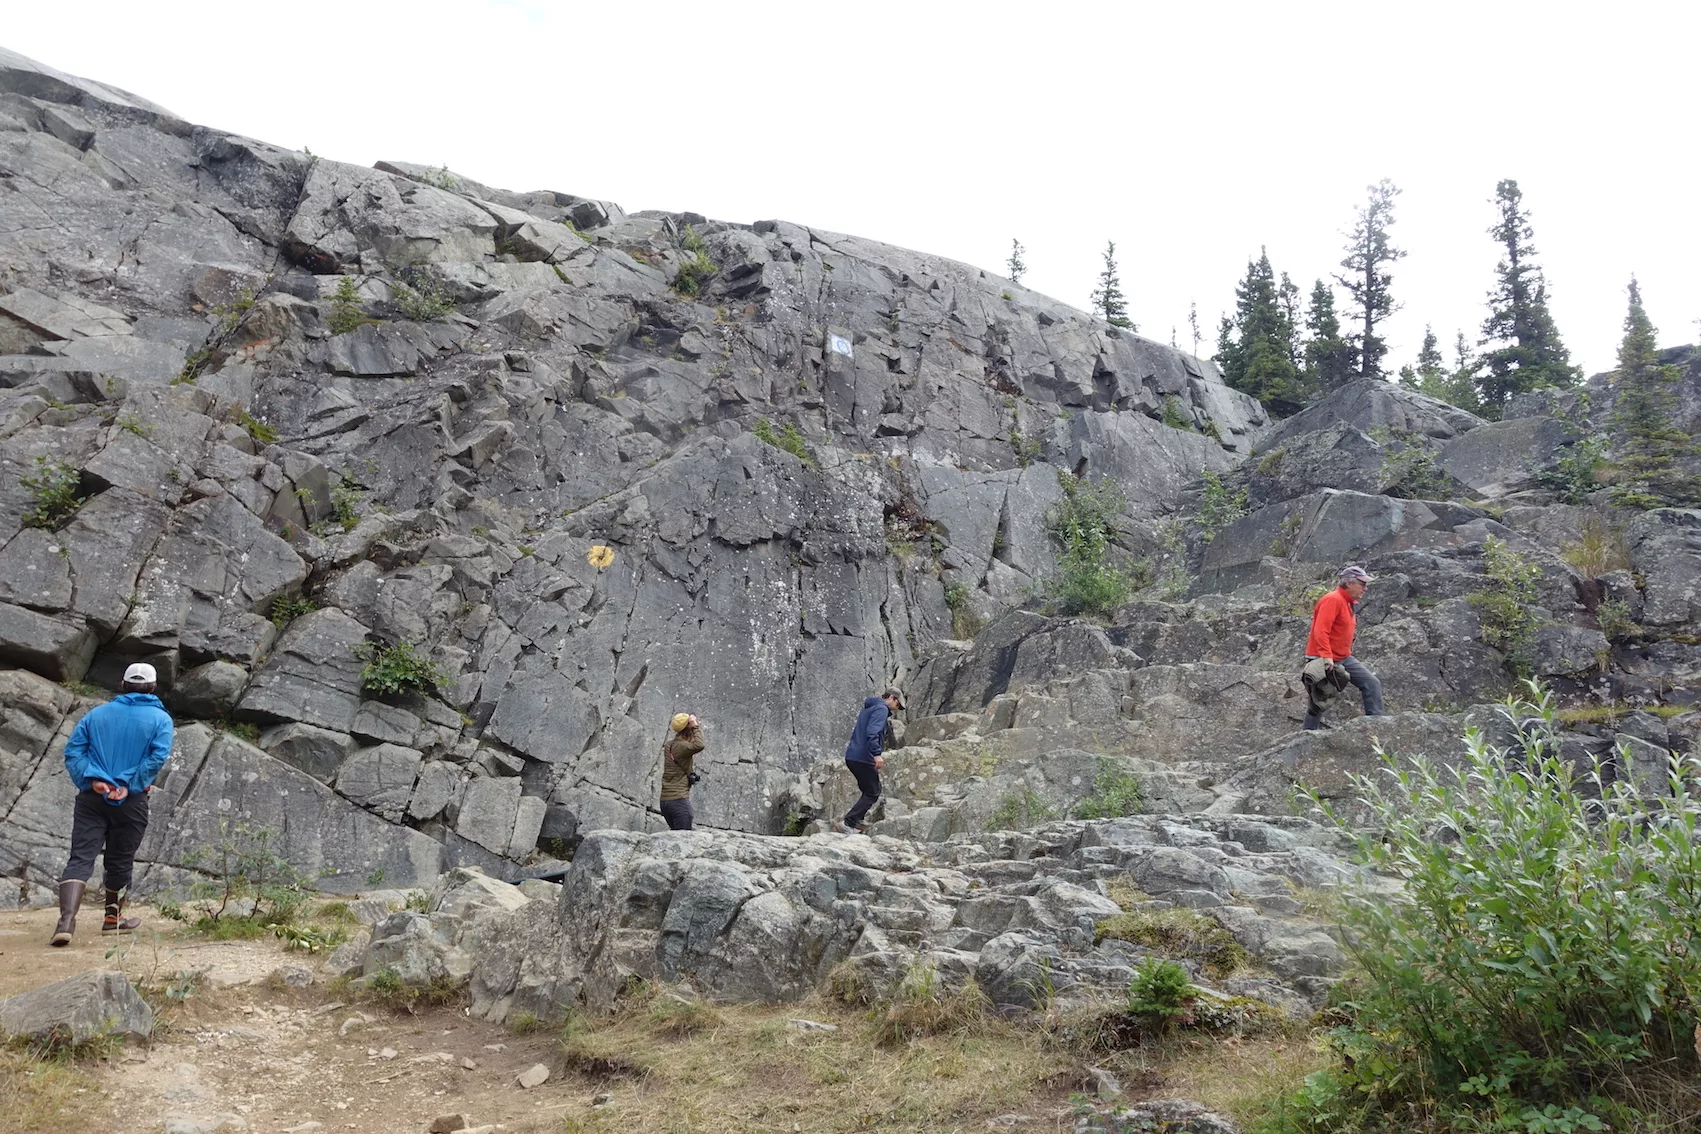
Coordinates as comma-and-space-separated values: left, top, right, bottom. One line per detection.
122, 662, 158, 684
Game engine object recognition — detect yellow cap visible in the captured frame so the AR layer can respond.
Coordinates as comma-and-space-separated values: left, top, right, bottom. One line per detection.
670, 713, 691, 732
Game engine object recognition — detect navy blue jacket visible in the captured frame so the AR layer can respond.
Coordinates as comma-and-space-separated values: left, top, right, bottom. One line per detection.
844, 696, 889, 764
64, 693, 174, 794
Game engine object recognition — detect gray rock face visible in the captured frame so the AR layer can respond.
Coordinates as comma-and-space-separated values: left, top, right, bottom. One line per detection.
0, 969, 153, 1044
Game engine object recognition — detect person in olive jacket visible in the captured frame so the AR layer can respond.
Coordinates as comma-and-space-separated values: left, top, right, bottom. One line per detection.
659, 712, 705, 830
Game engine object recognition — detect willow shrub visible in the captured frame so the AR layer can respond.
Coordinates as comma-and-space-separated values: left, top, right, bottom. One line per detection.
1265, 683, 1701, 1133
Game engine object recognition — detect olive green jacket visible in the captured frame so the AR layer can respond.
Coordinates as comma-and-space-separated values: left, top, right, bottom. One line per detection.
660, 731, 705, 802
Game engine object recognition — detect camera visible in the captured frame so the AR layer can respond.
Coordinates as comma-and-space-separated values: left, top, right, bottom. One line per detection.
688, 772, 701, 786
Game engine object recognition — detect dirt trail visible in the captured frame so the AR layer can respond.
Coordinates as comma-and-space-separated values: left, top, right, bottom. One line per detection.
1, 906, 573, 1134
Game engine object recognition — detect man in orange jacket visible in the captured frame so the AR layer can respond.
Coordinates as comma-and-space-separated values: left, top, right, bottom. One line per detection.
1303, 565, 1383, 730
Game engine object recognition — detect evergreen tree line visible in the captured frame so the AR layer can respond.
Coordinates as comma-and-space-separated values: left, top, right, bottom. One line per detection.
1005, 177, 1698, 508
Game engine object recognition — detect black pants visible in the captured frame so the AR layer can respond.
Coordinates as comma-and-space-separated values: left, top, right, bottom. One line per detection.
660, 797, 694, 831
844, 760, 882, 827
62, 789, 150, 893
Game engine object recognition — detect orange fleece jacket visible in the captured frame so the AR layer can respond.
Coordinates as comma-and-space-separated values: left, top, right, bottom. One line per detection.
1306, 586, 1358, 661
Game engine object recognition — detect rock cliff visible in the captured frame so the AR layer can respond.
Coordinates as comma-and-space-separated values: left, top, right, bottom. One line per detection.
0, 45, 1270, 897
3, 43, 1698, 984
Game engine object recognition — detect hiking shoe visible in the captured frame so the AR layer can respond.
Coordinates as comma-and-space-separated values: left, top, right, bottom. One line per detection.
831, 821, 869, 835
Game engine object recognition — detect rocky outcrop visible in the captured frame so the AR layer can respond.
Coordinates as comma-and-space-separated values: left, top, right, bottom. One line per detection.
459, 819, 1369, 1025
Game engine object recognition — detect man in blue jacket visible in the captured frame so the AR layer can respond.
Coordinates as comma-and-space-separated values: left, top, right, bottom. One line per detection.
833, 687, 902, 834
51, 662, 175, 946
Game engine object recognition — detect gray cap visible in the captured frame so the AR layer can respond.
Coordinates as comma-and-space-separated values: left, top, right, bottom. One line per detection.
1339, 565, 1374, 584
882, 687, 905, 708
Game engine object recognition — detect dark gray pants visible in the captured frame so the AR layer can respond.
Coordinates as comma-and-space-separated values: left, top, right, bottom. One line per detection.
659, 797, 693, 831
61, 789, 150, 893
844, 760, 882, 827
1303, 655, 1384, 729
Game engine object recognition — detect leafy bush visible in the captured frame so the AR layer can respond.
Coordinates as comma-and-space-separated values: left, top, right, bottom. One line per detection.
355, 639, 445, 697
1279, 686, 1701, 1132
19, 457, 86, 530
274, 922, 347, 953
1094, 907, 1249, 978
329, 479, 362, 530
752, 417, 813, 464
1195, 470, 1249, 543
1047, 472, 1134, 616
1073, 758, 1143, 820
1009, 429, 1043, 467
1469, 536, 1542, 675
181, 818, 307, 927
326, 276, 371, 335
1594, 598, 1634, 642
989, 787, 1058, 830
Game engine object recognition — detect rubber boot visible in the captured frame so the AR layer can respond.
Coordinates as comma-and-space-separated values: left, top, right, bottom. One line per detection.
50, 880, 86, 946
102, 888, 140, 933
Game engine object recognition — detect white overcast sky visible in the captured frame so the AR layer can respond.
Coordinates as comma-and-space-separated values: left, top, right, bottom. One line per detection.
8, 1, 1698, 378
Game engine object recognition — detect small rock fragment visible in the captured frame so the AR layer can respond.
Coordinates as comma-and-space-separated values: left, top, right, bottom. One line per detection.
516, 1062, 550, 1089
427, 1115, 468, 1134
459, 1056, 477, 1070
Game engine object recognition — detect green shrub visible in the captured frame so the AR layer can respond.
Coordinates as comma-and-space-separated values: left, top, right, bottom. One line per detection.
269, 594, 316, 629
238, 410, 278, 445
1538, 436, 1608, 505
274, 922, 347, 953
329, 479, 362, 530
1255, 448, 1286, 476
1073, 759, 1144, 820
19, 457, 86, 530
326, 276, 370, 335
989, 787, 1058, 830
1595, 598, 1634, 642
1095, 907, 1249, 978
752, 417, 813, 464
1046, 472, 1134, 616
1161, 395, 1193, 431
673, 239, 717, 296
181, 818, 307, 926
355, 639, 445, 697
1372, 426, 1452, 500
1125, 957, 1198, 1026
391, 274, 456, 321
1279, 685, 1701, 1132
1195, 470, 1249, 543
1468, 536, 1542, 675
116, 413, 154, 438
1009, 429, 1043, 467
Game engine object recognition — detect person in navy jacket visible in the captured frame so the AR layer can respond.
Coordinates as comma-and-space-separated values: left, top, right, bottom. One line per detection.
833, 687, 903, 834
50, 662, 174, 946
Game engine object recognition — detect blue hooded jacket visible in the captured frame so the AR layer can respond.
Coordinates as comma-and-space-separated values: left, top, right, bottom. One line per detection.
63, 693, 174, 797
843, 696, 889, 764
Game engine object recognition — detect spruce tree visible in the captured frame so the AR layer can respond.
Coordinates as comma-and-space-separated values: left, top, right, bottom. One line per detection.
1188, 301, 1202, 357
1090, 241, 1134, 330
1449, 332, 1485, 416
1478, 180, 1578, 416
1610, 278, 1697, 508
1335, 179, 1405, 380
1007, 238, 1026, 285
1303, 279, 1357, 394
1217, 249, 1305, 413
